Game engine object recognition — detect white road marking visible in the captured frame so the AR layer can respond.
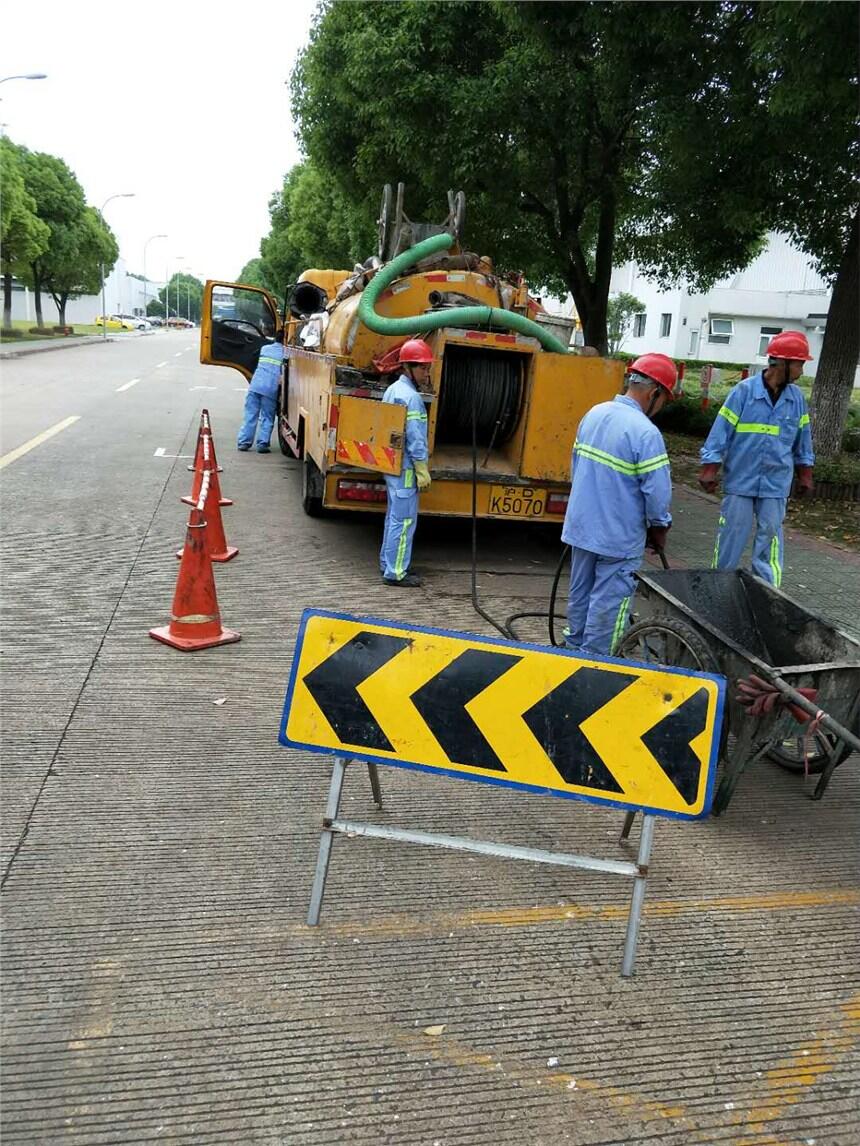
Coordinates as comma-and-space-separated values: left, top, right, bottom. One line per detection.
154, 447, 193, 458
233, 387, 246, 392
190, 385, 216, 391
0, 416, 81, 471
155, 361, 168, 368
174, 352, 183, 357
116, 378, 141, 392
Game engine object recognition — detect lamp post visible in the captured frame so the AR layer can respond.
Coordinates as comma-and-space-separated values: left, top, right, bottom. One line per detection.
99, 193, 135, 340
165, 255, 184, 328
143, 234, 167, 322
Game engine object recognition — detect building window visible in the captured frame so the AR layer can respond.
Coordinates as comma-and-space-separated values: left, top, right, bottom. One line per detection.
708, 317, 734, 345
758, 325, 782, 357
660, 313, 672, 338
688, 330, 699, 356
633, 313, 646, 338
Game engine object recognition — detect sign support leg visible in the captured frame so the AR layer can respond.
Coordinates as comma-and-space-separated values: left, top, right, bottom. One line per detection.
621, 813, 655, 977
619, 810, 636, 842
307, 756, 348, 926
367, 763, 383, 809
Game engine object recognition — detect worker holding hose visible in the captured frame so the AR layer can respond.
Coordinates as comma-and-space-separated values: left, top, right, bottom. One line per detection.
561, 353, 677, 656
380, 339, 434, 586
698, 330, 815, 587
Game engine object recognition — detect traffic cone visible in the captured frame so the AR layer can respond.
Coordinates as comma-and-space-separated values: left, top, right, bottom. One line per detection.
150, 508, 240, 651
182, 422, 232, 507
187, 410, 224, 474
177, 461, 238, 563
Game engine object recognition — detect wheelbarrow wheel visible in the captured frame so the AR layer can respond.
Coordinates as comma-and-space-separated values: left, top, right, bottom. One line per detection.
766, 731, 853, 776
615, 616, 719, 675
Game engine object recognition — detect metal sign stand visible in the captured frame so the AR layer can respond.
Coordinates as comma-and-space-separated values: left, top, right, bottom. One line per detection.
307, 757, 657, 977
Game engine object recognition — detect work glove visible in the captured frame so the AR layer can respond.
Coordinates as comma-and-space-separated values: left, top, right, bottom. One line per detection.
645, 524, 670, 554
413, 460, 432, 491
698, 463, 720, 494
794, 465, 814, 498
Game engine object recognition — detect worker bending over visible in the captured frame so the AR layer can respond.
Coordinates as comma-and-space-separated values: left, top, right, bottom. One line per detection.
698, 330, 814, 587
380, 339, 433, 587
562, 353, 676, 656
237, 329, 284, 453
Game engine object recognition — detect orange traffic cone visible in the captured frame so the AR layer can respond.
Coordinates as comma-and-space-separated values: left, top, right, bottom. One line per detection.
177, 461, 238, 563
182, 423, 232, 508
186, 410, 231, 505
150, 508, 240, 651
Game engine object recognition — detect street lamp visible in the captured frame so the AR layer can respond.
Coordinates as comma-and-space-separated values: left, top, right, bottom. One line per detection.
143, 234, 167, 322
0, 74, 48, 84
99, 193, 135, 340
165, 256, 184, 328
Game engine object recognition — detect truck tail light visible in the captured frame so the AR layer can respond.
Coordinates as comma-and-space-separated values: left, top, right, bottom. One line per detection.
546, 491, 569, 515
337, 479, 387, 503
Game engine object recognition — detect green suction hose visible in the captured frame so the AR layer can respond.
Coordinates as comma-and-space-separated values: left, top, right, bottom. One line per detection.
357, 232, 571, 355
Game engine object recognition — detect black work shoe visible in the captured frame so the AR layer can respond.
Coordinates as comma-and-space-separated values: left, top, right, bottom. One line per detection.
383, 573, 423, 587
237, 444, 251, 451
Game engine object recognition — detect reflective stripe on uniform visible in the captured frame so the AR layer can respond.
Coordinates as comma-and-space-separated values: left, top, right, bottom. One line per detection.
711, 514, 726, 568
736, 422, 780, 436
404, 467, 414, 488
395, 519, 413, 578
770, 535, 782, 587
258, 355, 281, 366
799, 413, 810, 428
610, 596, 631, 652
406, 410, 427, 421
574, 442, 669, 477
718, 405, 739, 427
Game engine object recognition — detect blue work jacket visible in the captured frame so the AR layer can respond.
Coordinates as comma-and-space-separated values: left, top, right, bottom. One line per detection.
700, 373, 814, 498
562, 394, 672, 560
382, 373, 428, 472
249, 341, 284, 399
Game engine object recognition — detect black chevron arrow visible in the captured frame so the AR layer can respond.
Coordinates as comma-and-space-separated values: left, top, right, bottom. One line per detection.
523, 667, 637, 791
303, 631, 411, 751
411, 649, 521, 771
640, 686, 709, 805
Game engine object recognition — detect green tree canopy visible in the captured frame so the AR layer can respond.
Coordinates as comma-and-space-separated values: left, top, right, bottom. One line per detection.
42, 207, 118, 326
0, 138, 50, 328
150, 273, 203, 322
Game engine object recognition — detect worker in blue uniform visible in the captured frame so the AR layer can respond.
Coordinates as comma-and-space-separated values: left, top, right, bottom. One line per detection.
379, 339, 433, 587
698, 330, 815, 587
561, 353, 676, 657
237, 329, 285, 453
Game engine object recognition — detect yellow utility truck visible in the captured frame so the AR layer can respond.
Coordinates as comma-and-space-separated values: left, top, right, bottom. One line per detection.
199, 188, 622, 521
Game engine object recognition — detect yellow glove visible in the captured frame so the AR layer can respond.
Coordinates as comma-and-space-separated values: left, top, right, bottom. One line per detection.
414, 460, 432, 491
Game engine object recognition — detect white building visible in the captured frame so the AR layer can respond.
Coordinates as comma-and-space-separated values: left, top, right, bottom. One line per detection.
608, 232, 832, 376
6, 257, 164, 325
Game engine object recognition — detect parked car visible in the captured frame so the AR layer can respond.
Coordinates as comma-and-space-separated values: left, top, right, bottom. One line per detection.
94, 315, 124, 330
117, 313, 151, 330
167, 316, 195, 328
147, 316, 164, 327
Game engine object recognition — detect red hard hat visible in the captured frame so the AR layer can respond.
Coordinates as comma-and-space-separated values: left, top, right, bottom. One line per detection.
629, 353, 678, 396
766, 330, 812, 361
398, 338, 434, 365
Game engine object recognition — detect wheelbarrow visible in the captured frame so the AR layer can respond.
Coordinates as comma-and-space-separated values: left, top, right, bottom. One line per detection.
614, 569, 860, 814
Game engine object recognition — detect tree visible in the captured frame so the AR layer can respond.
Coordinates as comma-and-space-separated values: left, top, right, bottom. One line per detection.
19, 150, 89, 327
607, 293, 645, 355
152, 273, 203, 323
746, 1, 859, 458
0, 138, 49, 328
237, 257, 270, 290
292, 1, 767, 352
42, 207, 118, 326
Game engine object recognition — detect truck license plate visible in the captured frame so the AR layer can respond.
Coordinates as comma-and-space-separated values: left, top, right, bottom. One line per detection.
488, 485, 545, 518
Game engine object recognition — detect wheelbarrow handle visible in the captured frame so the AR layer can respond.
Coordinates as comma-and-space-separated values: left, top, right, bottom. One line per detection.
765, 674, 860, 756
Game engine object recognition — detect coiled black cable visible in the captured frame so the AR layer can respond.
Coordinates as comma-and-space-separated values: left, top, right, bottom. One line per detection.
439, 348, 523, 446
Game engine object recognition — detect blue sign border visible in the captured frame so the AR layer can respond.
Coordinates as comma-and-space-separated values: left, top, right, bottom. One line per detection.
279, 608, 726, 821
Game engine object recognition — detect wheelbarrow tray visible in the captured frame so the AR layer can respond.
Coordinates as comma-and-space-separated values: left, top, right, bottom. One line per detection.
630, 569, 860, 809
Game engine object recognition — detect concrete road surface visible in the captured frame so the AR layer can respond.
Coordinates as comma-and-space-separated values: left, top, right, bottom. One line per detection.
1, 333, 858, 1145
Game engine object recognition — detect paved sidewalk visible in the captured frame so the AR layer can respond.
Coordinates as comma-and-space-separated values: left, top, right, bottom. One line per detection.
0, 331, 158, 359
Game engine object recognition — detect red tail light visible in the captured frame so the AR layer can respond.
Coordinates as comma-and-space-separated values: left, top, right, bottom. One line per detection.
337, 479, 387, 503
546, 491, 569, 515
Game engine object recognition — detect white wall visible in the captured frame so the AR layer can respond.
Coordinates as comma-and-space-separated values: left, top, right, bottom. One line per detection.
7, 259, 164, 325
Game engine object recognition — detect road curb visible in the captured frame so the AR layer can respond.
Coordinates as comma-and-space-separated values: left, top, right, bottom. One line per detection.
0, 330, 163, 360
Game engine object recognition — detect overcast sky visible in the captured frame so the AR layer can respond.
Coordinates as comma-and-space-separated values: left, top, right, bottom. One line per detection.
0, 0, 319, 284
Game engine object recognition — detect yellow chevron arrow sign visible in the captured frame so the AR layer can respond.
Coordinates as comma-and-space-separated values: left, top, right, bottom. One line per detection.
280, 610, 726, 819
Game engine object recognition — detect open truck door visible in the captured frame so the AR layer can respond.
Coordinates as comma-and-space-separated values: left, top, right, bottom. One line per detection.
329, 394, 406, 477
200, 281, 281, 379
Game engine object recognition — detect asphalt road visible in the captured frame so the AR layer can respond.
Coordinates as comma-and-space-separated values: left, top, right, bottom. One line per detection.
1, 335, 858, 1145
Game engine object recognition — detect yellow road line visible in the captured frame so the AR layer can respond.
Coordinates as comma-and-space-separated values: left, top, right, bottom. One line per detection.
322, 888, 860, 939
0, 416, 80, 471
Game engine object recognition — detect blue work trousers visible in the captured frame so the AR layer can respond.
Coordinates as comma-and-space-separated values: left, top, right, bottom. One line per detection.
380, 474, 418, 580
712, 494, 785, 587
238, 390, 277, 451
566, 547, 638, 657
